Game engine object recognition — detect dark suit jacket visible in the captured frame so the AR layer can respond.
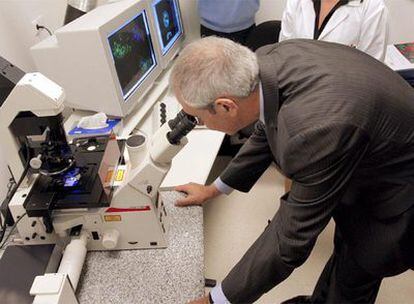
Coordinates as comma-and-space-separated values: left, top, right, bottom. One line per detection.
219, 39, 414, 303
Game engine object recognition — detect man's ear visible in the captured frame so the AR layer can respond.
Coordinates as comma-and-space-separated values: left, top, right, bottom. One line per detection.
214, 98, 238, 116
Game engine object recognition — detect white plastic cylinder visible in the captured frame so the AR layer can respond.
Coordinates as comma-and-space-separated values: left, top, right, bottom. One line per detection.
126, 132, 147, 169
57, 234, 87, 290
102, 229, 120, 249
150, 123, 187, 164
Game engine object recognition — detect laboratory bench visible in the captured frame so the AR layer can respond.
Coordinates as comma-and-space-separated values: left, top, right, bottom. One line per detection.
76, 127, 225, 303
76, 191, 205, 304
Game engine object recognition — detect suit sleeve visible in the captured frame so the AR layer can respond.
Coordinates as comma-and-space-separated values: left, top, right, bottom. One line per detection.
219, 121, 274, 192
221, 123, 369, 303
357, 0, 389, 62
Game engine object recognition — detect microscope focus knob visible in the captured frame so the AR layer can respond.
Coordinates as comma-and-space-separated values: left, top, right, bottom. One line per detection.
102, 229, 120, 249
30, 155, 43, 170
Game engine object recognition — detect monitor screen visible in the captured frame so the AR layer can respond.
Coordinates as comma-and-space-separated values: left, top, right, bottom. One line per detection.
152, 0, 183, 55
108, 11, 157, 101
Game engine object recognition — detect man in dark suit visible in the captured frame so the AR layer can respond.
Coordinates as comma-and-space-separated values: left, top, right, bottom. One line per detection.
169, 37, 414, 304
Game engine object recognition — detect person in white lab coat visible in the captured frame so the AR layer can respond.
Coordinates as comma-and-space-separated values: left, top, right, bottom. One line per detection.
279, 0, 389, 62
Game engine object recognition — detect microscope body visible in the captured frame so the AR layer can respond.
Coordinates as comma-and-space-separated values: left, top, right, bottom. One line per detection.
1, 72, 196, 303
1, 72, 196, 251
109, 121, 191, 249
0, 73, 65, 181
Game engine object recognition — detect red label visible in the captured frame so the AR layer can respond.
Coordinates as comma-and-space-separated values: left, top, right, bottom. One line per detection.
105, 206, 151, 213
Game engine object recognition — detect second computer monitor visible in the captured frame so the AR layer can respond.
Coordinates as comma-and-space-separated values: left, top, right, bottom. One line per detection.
149, 0, 184, 68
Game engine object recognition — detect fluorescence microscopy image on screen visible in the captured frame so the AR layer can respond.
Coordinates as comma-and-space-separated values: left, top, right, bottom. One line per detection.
153, 0, 182, 54
108, 12, 156, 100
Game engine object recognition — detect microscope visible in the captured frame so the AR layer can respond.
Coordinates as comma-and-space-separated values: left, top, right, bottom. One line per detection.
0, 72, 197, 303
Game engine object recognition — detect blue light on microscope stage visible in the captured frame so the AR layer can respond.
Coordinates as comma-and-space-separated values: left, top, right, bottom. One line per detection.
63, 167, 81, 188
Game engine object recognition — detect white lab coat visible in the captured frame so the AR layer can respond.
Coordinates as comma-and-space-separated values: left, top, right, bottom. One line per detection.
279, 0, 389, 61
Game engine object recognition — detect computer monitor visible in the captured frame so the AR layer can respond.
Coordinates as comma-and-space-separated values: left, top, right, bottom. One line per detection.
108, 11, 158, 101
31, 0, 162, 117
148, 0, 184, 68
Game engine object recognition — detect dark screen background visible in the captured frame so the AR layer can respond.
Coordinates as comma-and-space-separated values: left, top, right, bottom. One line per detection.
108, 12, 156, 99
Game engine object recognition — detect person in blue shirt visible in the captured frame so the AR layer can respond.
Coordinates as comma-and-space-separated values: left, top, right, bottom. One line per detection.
198, 0, 260, 46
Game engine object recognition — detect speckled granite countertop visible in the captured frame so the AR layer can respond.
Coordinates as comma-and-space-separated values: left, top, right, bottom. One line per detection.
76, 191, 205, 304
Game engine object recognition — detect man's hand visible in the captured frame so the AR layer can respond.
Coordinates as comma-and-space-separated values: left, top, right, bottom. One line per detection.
188, 296, 209, 304
175, 183, 221, 206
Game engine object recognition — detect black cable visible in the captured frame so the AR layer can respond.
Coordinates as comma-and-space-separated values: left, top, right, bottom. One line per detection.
0, 212, 27, 249
0, 178, 16, 241
0, 214, 3, 244
36, 24, 52, 36
0, 180, 15, 238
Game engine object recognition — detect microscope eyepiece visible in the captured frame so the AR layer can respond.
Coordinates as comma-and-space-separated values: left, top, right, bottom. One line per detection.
167, 110, 197, 145
168, 110, 187, 130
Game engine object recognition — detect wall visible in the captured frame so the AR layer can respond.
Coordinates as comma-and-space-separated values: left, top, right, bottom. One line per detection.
178, 0, 200, 43
0, 0, 67, 71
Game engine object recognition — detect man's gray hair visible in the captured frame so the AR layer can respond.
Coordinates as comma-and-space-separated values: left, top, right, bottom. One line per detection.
170, 36, 259, 108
